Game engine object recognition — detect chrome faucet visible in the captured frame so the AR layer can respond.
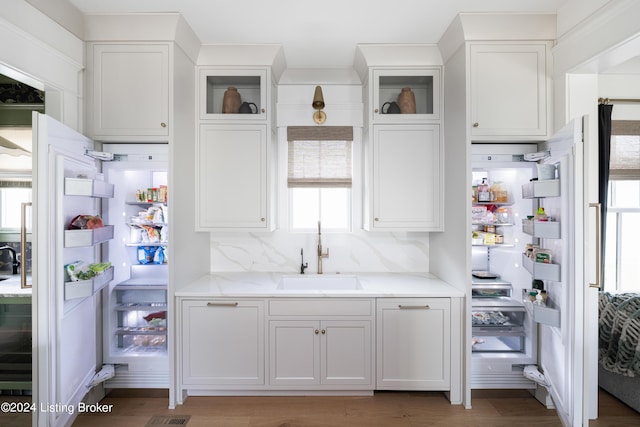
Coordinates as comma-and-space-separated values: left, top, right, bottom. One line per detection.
0, 246, 20, 275
317, 221, 329, 274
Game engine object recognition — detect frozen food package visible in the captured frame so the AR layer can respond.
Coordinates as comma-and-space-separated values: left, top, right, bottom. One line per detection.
137, 246, 157, 264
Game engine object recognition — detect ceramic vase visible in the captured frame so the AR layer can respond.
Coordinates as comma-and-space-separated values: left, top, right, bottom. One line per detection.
397, 87, 416, 114
222, 86, 242, 113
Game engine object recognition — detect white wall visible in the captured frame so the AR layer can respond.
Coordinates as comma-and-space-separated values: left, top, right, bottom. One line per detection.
210, 78, 431, 274
599, 74, 640, 119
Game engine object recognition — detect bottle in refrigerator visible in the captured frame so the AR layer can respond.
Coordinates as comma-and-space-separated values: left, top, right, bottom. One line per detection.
478, 177, 491, 202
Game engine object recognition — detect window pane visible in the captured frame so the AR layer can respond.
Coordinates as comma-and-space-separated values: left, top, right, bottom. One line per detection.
604, 212, 618, 292
320, 188, 350, 231
610, 180, 640, 208
619, 212, 640, 292
290, 188, 320, 230
0, 188, 32, 229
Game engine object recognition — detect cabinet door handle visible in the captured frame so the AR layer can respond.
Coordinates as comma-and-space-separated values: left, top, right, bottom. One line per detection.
473, 122, 479, 128
206, 302, 239, 307
21, 202, 32, 289
398, 305, 431, 309
161, 122, 167, 128
374, 108, 379, 113
321, 329, 326, 335
374, 217, 379, 222
314, 329, 319, 335
261, 218, 266, 222
589, 202, 602, 289
261, 108, 266, 113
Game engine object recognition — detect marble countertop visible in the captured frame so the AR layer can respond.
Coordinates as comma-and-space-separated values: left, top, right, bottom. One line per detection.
176, 272, 464, 298
0, 274, 32, 298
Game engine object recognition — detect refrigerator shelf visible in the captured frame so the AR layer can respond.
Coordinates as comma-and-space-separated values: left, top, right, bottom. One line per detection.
522, 253, 561, 281
65, 177, 114, 198
112, 346, 168, 355
116, 327, 167, 336
522, 290, 561, 328
115, 303, 167, 311
522, 219, 561, 239
64, 225, 114, 247
125, 243, 167, 247
522, 179, 560, 198
472, 243, 515, 248
64, 266, 114, 300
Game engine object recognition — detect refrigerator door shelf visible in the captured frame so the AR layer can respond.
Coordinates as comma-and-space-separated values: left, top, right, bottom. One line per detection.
522, 179, 560, 198
522, 219, 561, 239
64, 225, 114, 247
522, 253, 561, 282
64, 266, 114, 300
64, 177, 114, 198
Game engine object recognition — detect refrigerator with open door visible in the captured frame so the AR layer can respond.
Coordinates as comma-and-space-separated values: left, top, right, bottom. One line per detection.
100, 144, 169, 388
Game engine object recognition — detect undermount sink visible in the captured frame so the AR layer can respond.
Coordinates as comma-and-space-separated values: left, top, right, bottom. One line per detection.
277, 275, 362, 291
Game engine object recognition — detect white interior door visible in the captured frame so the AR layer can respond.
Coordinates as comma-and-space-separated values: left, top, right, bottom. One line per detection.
33, 113, 99, 427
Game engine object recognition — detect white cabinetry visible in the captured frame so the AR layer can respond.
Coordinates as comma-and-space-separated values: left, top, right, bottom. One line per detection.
180, 299, 265, 387
196, 67, 275, 231
367, 124, 442, 230
198, 68, 268, 120
469, 42, 551, 139
87, 43, 170, 140
370, 69, 440, 123
376, 298, 451, 390
196, 124, 272, 230
363, 67, 443, 232
268, 299, 374, 389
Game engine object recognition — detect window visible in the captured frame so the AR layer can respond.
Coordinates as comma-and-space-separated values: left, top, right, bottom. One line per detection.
604, 121, 640, 292
287, 126, 353, 232
0, 182, 32, 230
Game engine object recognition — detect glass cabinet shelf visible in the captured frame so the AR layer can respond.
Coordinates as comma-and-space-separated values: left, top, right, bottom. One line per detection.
199, 68, 267, 120
372, 68, 440, 122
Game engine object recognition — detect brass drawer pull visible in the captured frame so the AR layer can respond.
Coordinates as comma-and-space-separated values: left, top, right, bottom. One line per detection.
207, 302, 239, 307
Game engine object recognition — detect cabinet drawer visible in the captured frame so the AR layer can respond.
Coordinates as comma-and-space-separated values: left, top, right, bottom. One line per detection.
269, 299, 373, 317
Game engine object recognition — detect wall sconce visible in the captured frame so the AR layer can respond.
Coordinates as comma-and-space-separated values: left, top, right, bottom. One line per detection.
312, 85, 326, 124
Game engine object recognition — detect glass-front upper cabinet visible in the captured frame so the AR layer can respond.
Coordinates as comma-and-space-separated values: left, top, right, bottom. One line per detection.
199, 68, 268, 121
371, 68, 441, 123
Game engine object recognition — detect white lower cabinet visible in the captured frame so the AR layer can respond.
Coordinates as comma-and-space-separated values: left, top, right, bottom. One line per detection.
179, 296, 456, 395
268, 298, 374, 389
181, 299, 265, 387
269, 320, 372, 387
376, 298, 451, 390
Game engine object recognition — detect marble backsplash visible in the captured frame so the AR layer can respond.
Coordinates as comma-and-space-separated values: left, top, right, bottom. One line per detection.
210, 230, 429, 273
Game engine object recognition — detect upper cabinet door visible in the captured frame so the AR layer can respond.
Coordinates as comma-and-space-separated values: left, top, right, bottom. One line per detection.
369, 124, 443, 231
89, 43, 170, 140
469, 43, 550, 139
371, 68, 441, 124
198, 68, 268, 122
196, 124, 271, 230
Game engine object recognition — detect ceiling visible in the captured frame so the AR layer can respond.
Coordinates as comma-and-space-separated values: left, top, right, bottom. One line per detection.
67, 0, 566, 68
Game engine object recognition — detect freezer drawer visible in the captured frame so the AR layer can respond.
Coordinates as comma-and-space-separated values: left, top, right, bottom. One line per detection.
471, 304, 526, 353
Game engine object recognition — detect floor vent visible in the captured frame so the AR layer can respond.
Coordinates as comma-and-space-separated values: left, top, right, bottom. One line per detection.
145, 415, 191, 426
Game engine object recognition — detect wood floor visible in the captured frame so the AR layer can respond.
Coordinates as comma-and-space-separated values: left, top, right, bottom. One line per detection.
2, 388, 638, 426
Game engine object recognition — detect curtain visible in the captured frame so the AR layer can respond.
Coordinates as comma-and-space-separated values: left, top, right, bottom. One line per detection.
598, 102, 613, 285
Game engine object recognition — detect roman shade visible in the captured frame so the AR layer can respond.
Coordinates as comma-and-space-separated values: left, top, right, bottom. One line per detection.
611, 121, 640, 180
287, 126, 353, 188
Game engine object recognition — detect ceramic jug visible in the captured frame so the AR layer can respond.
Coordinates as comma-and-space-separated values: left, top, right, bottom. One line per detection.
222, 87, 242, 113
239, 102, 258, 114
397, 87, 416, 114
381, 101, 401, 114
